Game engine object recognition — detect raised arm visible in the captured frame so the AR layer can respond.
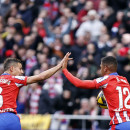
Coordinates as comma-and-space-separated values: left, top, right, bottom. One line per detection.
62, 69, 97, 89
27, 52, 71, 84
62, 53, 97, 89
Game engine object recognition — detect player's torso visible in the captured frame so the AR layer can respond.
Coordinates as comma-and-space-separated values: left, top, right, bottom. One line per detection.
103, 75, 130, 125
0, 75, 19, 113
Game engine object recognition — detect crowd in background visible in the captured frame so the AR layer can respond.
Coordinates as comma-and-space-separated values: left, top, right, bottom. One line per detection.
0, 0, 130, 129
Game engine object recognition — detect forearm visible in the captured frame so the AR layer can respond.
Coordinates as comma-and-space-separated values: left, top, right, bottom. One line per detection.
27, 64, 61, 84
39, 64, 61, 79
62, 69, 97, 89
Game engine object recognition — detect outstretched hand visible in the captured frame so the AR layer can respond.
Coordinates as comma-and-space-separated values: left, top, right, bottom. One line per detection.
61, 52, 72, 70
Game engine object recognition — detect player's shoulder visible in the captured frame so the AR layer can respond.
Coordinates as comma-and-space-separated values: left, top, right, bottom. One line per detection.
0, 75, 12, 79
115, 75, 129, 84
0, 75, 26, 80
95, 75, 109, 83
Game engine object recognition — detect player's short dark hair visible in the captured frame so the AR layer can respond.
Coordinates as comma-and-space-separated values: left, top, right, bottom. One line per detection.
101, 56, 118, 71
4, 58, 22, 71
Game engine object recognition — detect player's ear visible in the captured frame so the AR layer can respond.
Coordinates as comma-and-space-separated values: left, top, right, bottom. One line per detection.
104, 65, 108, 72
10, 66, 14, 72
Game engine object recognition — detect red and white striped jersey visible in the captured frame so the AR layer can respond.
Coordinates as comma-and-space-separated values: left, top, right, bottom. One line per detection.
62, 69, 130, 126
0, 73, 27, 114
27, 86, 42, 114
95, 73, 130, 125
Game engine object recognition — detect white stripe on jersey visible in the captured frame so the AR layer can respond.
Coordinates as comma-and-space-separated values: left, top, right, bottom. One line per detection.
116, 112, 122, 123
15, 83, 24, 87
14, 76, 25, 80
96, 76, 109, 83
123, 111, 130, 121
112, 115, 115, 124
100, 83, 108, 88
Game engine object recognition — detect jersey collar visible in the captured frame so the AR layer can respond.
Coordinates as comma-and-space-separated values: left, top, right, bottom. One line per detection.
109, 72, 118, 76
1, 73, 11, 75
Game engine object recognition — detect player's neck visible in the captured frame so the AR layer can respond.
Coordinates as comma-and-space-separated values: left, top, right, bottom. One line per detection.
4, 71, 11, 75
105, 71, 117, 75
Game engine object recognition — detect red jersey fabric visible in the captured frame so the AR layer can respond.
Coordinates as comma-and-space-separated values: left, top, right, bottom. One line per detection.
63, 69, 130, 126
0, 74, 27, 114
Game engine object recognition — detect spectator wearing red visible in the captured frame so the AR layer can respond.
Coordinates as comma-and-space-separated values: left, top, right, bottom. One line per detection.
77, 1, 94, 24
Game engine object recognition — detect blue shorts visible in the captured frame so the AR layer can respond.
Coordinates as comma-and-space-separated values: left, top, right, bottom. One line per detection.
109, 121, 130, 130
0, 112, 21, 130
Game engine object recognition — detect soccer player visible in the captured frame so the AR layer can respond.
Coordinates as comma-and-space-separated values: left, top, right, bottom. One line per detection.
0, 52, 71, 130
62, 54, 130, 130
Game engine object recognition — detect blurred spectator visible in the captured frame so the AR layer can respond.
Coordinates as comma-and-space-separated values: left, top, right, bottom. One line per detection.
0, 38, 5, 63
111, 10, 124, 37
101, 7, 116, 32
0, 0, 11, 17
43, 14, 73, 45
95, 34, 112, 57
29, 52, 48, 76
5, 3, 18, 19
81, 43, 101, 66
117, 34, 130, 82
50, 89, 78, 130
108, 0, 128, 12
16, 86, 28, 114
61, 34, 72, 55
76, 9, 104, 41
71, 0, 86, 14
27, 83, 42, 114
53, 89, 77, 114
98, 0, 109, 18
89, 96, 100, 129
122, 4, 130, 33
17, 2, 33, 25
25, 49, 37, 75
77, 1, 94, 24
72, 98, 92, 129
43, 71, 63, 99
71, 36, 86, 69
38, 89, 53, 114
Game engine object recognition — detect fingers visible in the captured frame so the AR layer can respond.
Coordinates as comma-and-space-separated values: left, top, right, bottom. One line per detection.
62, 52, 72, 63
61, 52, 72, 69
68, 58, 73, 60
64, 52, 71, 59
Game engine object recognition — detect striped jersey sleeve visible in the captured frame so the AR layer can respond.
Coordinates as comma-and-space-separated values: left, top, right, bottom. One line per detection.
12, 76, 28, 87
94, 75, 109, 89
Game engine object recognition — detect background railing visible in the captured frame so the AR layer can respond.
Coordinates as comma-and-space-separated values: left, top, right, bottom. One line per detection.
21, 114, 111, 130
51, 115, 111, 130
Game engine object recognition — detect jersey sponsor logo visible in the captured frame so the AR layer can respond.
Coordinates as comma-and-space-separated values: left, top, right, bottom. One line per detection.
13, 76, 25, 80
96, 76, 109, 83
0, 79, 9, 84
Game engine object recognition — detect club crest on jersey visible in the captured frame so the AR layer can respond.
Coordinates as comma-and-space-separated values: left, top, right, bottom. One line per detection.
96, 76, 109, 83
